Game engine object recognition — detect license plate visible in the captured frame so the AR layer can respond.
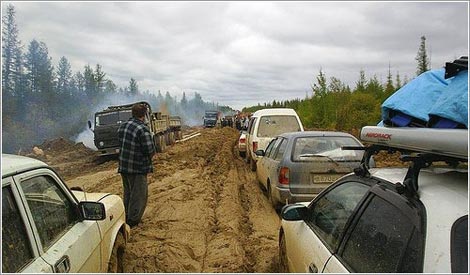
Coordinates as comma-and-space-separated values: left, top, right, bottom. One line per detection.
311, 174, 342, 184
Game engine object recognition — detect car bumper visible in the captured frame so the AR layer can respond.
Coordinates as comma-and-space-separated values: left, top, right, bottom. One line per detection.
238, 145, 246, 152
97, 147, 120, 156
274, 186, 319, 205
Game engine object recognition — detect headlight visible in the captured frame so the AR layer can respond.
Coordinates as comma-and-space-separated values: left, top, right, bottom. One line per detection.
99, 141, 104, 147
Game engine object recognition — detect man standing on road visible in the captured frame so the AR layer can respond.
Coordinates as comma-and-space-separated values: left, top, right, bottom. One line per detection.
118, 103, 155, 227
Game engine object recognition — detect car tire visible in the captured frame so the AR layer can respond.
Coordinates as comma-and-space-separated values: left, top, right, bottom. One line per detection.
268, 183, 282, 210
108, 232, 125, 273
250, 156, 257, 171
239, 151, 246, 158
279, 232, 289, 273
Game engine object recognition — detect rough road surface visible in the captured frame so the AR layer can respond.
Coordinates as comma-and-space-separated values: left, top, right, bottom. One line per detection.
27, 127, 281, 273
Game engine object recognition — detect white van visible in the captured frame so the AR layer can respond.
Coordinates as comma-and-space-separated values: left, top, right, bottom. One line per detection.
245, 108, 304, 171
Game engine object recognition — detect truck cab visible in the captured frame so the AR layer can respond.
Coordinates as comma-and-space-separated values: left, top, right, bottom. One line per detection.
203, 111, 219, 128
88, 102, 152, 156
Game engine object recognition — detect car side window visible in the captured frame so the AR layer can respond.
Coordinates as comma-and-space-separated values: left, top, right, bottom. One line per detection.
273, 138, 287, 161
451, 215, 468, 273
341, 195, 422, 273
248, 117, 257, 135
268, 138, 283, 159
2, 186, 35, 273
264, 138, 277, 158
305, 181, 369, 250
20, 175, 79, 250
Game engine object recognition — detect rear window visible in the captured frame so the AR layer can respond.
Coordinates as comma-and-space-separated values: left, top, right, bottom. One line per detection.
256, 115, 301, 137
292, 136, 363, 162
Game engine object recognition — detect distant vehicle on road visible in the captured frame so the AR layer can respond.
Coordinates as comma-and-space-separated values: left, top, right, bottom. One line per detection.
203, 110, 219, 128
255, 131, 365, 209
238, 130, 247, 158
2, 154, 129, 273
245, 108, 304, 171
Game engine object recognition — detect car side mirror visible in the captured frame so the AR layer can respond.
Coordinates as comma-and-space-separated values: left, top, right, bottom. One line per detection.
281, 204, 307, 221
87, 120, 93, 131
255, 149, 265, 157
79, 201, 106, 220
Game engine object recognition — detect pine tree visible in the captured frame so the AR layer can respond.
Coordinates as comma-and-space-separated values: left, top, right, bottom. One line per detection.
128, 78, 139, 96
56, 56, 72, 94
355, 70, 366, 93
415, 35, 429, 76
94, 64, 106, 94
384, 63, 395, 97
2, 4, 22, 97
395, 71, 402, 89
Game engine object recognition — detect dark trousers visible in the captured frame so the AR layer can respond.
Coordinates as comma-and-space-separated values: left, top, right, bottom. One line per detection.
120, 173, 148, 227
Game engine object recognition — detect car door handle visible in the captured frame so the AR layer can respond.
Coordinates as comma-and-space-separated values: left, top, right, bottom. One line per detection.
308, 262, 318, 273
54, 255, 71, 273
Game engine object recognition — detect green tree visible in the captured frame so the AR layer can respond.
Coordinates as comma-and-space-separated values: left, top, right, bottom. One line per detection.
355, 70, 366, 93
56, 56, 72, 94
128, 78, 139, 96
2, 4, 22, 98
415, 35, 429, 76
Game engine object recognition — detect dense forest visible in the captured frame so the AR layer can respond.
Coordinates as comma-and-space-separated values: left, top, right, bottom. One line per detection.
2, 4, 430, 153
2, 5, 234, 153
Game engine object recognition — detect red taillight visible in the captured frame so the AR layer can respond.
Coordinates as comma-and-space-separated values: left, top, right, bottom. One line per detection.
279, 167, 290, 185
240, 138, 246, 143
253, 141, 258, 152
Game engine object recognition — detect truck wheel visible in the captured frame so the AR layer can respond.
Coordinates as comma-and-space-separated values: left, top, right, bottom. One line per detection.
170, 132, 176, 145
160, 135, 166, 152
108, 232, 125, 273
154, 136, 162, 153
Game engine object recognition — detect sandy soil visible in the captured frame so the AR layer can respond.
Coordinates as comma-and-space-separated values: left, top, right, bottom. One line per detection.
28, 127, 281, 273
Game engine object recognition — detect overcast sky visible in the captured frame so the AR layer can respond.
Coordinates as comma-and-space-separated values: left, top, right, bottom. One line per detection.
4, 1, 469, 110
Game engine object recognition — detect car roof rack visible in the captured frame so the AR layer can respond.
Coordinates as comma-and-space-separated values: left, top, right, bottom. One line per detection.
343, 126, 468, 199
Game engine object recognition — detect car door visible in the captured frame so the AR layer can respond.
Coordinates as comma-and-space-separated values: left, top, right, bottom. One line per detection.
2, 178, 53, 273
257, 138, 277, 187
269, 137, 288, 186
14, 168, 103, 273
264, 138, 284, 185
325, 184, 425, 273
284, 180, 370, 273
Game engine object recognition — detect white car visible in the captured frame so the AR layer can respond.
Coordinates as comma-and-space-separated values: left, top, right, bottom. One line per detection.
2, 154, 130, 273
245, 108, 304, 171
278, 127, 468, 273
238, 131, 247, 158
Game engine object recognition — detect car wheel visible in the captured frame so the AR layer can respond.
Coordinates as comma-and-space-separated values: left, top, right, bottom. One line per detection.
239, 151, 246, 158
108, 232, 125, 273
268, 183, 282, 210
250, 156, 257, 171
279, 232, 289, 273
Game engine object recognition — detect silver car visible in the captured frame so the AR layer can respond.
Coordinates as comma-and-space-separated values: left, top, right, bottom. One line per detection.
255, 131, 364, 209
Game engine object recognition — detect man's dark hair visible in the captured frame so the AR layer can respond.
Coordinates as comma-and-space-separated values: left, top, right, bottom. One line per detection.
132, 103, 147, 118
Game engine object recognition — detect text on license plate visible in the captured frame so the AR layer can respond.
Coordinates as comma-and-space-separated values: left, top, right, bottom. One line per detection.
311, 174, 342, 184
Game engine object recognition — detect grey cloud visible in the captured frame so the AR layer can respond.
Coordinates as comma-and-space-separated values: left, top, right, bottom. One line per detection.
5, 1, 468, 110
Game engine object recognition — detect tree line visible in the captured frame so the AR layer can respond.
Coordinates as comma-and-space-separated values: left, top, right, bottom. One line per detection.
2, 4, 232, 153
243, 36, 431, 133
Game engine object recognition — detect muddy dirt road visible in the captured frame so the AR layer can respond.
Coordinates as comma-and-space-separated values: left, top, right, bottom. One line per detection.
32, 127, 281, 273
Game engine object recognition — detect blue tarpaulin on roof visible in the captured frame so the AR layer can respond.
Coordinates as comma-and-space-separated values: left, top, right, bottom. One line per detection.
380, 68, 468, 128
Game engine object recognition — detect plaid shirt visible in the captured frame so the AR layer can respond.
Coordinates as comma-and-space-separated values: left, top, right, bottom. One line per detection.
118, 118, 155, 174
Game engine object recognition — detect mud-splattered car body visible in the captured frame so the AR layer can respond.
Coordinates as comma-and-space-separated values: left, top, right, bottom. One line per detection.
1, 154, 129, 273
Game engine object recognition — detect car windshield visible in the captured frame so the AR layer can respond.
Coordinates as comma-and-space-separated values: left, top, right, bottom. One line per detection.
95, 110, 132, 126
293, 136, 363, 162
257, 115, 301, 137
